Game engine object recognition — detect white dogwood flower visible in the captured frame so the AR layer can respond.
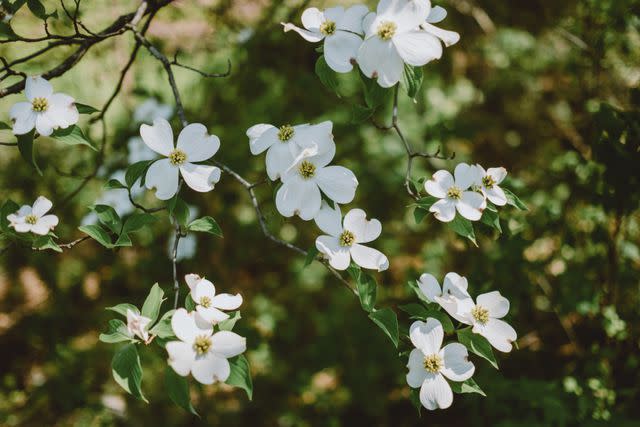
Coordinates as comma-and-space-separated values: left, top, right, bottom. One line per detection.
126, 309, 151, 341
167, 308, 246, 385
140, 118, 222, 200
421, 5, 460, 48
275, 137, 357, 220
407, 318, 475, 410
424, 163, 485, 222
282, 5, 369, 73
7, 196, 59, 235
456, 291, 518, 352
9, 76, 79, 136
417, 272, 471, 322
187, 275, 243, 324
247, 121, 334, 181
474, 165, 508, 206
357, 0, 443, 87
315, 205, 389, 271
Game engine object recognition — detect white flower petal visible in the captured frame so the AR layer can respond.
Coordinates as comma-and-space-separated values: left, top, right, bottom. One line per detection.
266, 142, 296, 181
184, 274, 202, 292
357, 37, 404, 88
48, 93, 79, 128
145, 159, 179, 200
296, 180, 322, 220
477, 291, 510, 319
177, 123, 220, 162
316, 235, 351, 270
301, 7, 324, 31
324, 31, 363, 73
180, 163, 221, 193
393, 30, 442, 66
211, 330, 247, 358
314, 201, 343, 236
406, 348, 428, 388
454, 163, 476, 190
25, 76, 53, 101
456, 191, 485, 221
343, 208, 381, 244
247, 124, 277, 154
171, 308, 211, 343
427, 5, 447, 23
474, 318, 517, 353
350, 243, 389, 271
440, 342, 474, 381
337, 4, 369, 33
211, 293, 243, 310
193, 278, 216, 302
31, 215, 58, 235
409, 318, 443, 355
192, 354, 230, 384
196, 306, 230, 324
282, 23, 324, 42
419, 372, 453, 410
315, 165, 358, 204
31, 196, 53, 217
418, 273, 441, 302
376, 0, 431, 32
167, 341, 195, 376
140, 118, 174, 156
429, 199, 456, 222
275, 178, 303, 218
486, 186, 507, 206
422, 23, 460, 47
35, 113, 55, 136
9, 102, 36, 135
13, 222, 32, 233
442, 272, 470, 298
487, 167, 507, 184
425, 170, 454, 198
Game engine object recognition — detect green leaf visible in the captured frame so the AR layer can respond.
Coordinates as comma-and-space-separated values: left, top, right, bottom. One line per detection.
503, 188, 528, 211
409, 388, 422, 417
361, 73, 391, 109
415, 196, 438, 210
92, 205, 122, 234
218, 311, 241, 332
414, 207, 429, 224
165, 366, 199, 416
51, 125, 97, 151
125, 160, 153, 188
407, 279, 430, 304
185, 294, 196, 311
122, 213, 157, 234
7, 0, 28, 14
398, 303, 430, 319
226, 355, 253, 400
106, 303, 139, 318
457, 328, 499, 369
0, 200, 19, 232
448, 216, 477, 246
480, 207, 502, 233
0, 22, 18, 40
78, 224, 113, 248
26, 0, 47, 19
187, 216, 222, 237
32, 235, 62, 252
314, 56, 340, 95
150, 310, 176, 339
75, 103, 100, 114
402, 65, 424, 99
168, 196, 190, 226
99, 319, 134, 343
303, 246, 318, 267
0, 121, 11, 130
450, 377, 486, 396
104, 179, 127, 190
368, 307, 399, 348
114, 233, 133, 247
425, 309, 455, 334
141, 283, 164, 324
111, 343, 147, 402
17, 130, 42, 175
351, 104, 375, 124
357, 271, 377, 313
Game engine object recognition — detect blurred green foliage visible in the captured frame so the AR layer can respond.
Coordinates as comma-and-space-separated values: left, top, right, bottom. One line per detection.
1, 0, 639, 426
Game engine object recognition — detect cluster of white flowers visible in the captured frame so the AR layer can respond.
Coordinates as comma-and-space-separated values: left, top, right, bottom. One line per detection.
407, 271, 517, 410
166, 274, 246, 385
283, 0, 459, 87
7, 196, 59, 236
425, 162, 508, 222
9, 76, 79, 136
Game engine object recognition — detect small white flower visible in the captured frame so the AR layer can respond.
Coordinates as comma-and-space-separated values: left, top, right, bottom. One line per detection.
456, 291, 518, 353
133, 99, 173, 124
7, 196, 59, 236
417, 272, 471, 322
166, 308, 246, 385
421, 5, 460, 48
126, 309, 152, 341
282, 5, 369, 73
9, 76, 79, 136
140, 118, 222, 200
185, 275, 243, 324
424, 163, 485, 222
315, 205, 389, 271
407, 318, 475, 410
357, 0, 445, 88
247, 121, 334, 181
473, 164, 508, 206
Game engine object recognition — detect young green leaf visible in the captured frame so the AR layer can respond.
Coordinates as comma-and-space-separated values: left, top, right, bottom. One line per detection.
303, 246, 319, 267
106, 303, 140, 317
450, 377, 486, 396
480, 207, 502, 233
104, 179, 127, 190
402, 64, 424, 99
79, 224, 113, 248
187, 216, 222, 237
165, 366, 199, 416
226, 355, 253, 400
168, 196, 190, 226
111, 343, 147, 402
32, 235, 62, 252
26, 0, 47, 19
75, 103, 100, 114
122, 213, 157, 234
141, 283, 164, 324
149, 310, 176, 339
409, 387, 422, 417
457, 328, 499, 369
99, 319, 135, 344
0, 200, 19, 232
356, 271, 377, 313
368, 307, 399, 348
351, 104, 375, 124
51, 125, 97, 151
125, 160, 153, 188
92, 205, 122, 234
315, 56, 340, 96
0, 121, 11, 130
185, 294, 196, 311
503, 188, 528, 211
218, 311, 241, 332
16, 130, 42, 175
448, 216, 477, 246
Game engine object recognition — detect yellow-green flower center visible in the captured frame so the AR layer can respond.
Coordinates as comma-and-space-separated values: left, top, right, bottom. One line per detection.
482, 175, 496, 189
193, 335, 212, 355
339, 230, 355, 247
25, 214, 38, 225
423, 354, 443, 373
447, 186, 462, 200
168, 149, 187, 166
278, 125, 294, 142
32, 97, 48, 112
320, 20, 336, 36
298, 160, 316, 179
471, 305, 490, 325
199, 296, 212, 308
377, 21, 397, 40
